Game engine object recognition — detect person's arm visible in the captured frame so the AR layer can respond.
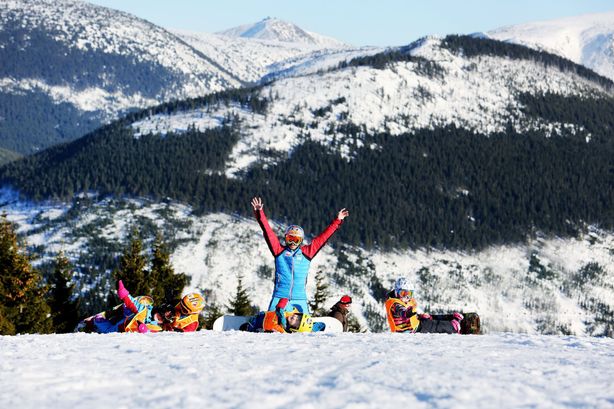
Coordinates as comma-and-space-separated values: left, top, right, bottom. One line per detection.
301, 208, 349, 259
251, 197, 284, 256
117, 280, 139, 314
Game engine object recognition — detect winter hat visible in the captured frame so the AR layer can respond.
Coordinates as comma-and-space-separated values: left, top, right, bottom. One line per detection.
340, 295, 352, 304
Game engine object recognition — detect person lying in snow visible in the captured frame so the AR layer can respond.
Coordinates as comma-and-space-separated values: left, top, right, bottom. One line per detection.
385, 277, 463, 334
77, 281, 205, 333
158, 292, 205, 332
240, 298, 325, 333
77, 280, 165, 333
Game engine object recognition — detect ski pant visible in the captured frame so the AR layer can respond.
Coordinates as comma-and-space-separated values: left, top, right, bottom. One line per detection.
416, 318, 457, 334
267, 296, 310, 314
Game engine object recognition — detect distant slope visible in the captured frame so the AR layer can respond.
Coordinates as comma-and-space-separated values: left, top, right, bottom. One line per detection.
0, 0, 241, 154
488, 11, 614, 81
218, 17, 347, 48
175, 18, 355, 83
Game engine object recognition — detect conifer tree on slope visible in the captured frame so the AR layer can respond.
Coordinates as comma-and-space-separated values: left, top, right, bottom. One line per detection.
149, 233, 188, 304
48, 251, 80, 333
0, 214, 52, 335
227, 274, 255, 316
112, 229, 148, 297
309, 270, 330, 316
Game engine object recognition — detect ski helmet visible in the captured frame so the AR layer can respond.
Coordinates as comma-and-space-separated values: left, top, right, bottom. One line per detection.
394, 277, 414, 297
296, 314, 314, 332
136, 295, 154, 306
284, 225, 304, 246
178, 293, 205, 315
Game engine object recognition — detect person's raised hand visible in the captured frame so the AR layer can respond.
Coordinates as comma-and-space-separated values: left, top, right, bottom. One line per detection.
117, 280, 129, 300
251, 197, 263, 211
337, 208, 349, 220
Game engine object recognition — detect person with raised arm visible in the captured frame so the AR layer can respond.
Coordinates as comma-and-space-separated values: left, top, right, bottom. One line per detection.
251, 196, 348, 314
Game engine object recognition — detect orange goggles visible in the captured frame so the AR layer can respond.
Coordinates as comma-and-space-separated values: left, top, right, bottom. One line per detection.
398, 290, 413, 298
285, 235, 303, 245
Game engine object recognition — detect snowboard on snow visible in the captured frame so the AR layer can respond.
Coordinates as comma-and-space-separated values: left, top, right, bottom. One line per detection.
212, 315, 344, 333
429, 312, 481, 334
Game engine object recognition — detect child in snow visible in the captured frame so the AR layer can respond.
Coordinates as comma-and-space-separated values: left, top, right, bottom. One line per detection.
328, 295, 352, 332
251, 197, 349, 314
240, 298, 325, 333
385, 277, 463, 334
159, 292, 205, 332
78, 280, 166, 333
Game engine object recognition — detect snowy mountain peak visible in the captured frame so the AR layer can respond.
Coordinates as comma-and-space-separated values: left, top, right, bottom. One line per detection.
217, 17, 346, 47
488, 11, 614, 81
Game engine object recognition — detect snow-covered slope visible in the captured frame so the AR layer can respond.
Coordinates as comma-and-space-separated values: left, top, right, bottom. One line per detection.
132, 36, 612, 177
488, 11, 614, 81
0, 0, 241, 153
174, 18, 358, 84
218, 17, 347, 48
1, 332, 613, 409
4, 190, 613, 336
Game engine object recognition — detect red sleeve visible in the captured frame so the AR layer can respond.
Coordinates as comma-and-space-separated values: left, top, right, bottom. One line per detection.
301, 218, 343, 260
254, 209, 284, 256
123, 295, 139, 314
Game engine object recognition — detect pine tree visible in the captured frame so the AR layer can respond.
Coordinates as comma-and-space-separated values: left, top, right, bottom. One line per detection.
0, 214, 52, 335
112, 229, 148, 298
202, 302, 224, 330
346, 314, 363, 333
48, 251, 80, 333
309, 270, 329, 316
227, 275, 255, 316
149, 233, 188, 304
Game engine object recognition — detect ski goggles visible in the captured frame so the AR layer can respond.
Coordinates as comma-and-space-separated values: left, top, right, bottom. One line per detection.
285, 235, 303, 245
398, 290, 413, 298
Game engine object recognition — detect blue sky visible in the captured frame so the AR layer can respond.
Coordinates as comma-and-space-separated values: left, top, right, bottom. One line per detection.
89, 0, 614, 46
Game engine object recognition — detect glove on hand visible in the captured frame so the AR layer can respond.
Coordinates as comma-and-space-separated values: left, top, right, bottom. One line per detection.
276, 298, 289, 310
137, 322, 149, 333
117, 280, 130, 300
420, 313, 432, 320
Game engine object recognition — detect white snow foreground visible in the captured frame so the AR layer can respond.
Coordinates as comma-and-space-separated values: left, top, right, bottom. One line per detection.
0, 332, 612, 409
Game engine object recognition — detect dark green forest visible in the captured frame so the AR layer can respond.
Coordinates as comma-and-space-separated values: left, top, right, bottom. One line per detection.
1, 89, 613, 250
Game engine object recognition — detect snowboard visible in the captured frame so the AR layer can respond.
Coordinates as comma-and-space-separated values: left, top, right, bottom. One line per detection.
212, 315, 343, 333
429, 312, 481, 334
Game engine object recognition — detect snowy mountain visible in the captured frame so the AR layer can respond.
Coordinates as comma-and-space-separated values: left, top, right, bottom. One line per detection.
218, 17, 347, 48
1, 332, 613, 408
130, 36, 613, 177
174, 29, 362, 84
488, 11, 614, 81
0, 0, 241, 154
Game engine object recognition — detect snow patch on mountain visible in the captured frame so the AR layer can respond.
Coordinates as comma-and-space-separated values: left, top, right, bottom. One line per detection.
488, 11, 614, 81
132, 37, 608, 177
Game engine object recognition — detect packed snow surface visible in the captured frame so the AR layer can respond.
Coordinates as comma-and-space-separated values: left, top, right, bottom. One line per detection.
0, 332, 612, 408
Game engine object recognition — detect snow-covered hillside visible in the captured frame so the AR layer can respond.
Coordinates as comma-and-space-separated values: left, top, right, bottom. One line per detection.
1, 331, 613, 408
218, 17, 347, 48
0, 0, 241, 153
1, 0, 240, 111
4, 190, 613, 336
132, 36, 612, 177
174, 18, 361, 83
488, 11, 614, 81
